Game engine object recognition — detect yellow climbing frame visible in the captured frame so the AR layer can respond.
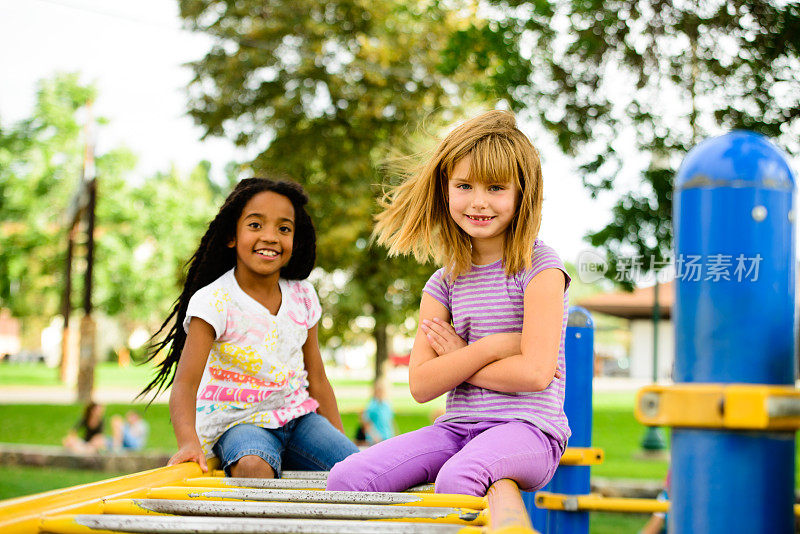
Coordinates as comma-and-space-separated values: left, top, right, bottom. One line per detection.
0, 459, 538, 534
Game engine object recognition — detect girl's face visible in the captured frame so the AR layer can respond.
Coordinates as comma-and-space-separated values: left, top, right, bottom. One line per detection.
447, 156, 520, 249
228, 191, 295, 280
89, 404, 104, 422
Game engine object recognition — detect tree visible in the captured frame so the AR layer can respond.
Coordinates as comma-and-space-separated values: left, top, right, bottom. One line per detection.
445, 0, 800, 286
0, 74, 225, 355
0, 74, 125, 325
96, 162, 225, 326
178, 0, 490, 381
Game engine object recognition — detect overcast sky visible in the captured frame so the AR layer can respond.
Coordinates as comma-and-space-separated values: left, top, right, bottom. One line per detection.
0, 0, 704, 269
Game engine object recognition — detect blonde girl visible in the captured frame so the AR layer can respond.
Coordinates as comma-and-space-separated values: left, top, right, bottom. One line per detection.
327, 110, 570, 496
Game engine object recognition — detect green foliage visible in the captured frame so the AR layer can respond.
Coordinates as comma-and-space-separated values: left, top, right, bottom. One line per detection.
176, 0, 500, 376
450, 1, 800, 283
0, 74, 226, 341
0, 74, 102, 317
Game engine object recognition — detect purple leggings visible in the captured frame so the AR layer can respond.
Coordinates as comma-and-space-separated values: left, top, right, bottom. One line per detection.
326, 419, 563, 497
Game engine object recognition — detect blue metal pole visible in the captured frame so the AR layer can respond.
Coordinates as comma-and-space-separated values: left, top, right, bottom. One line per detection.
525, 306, 595, 533
672, 131, 796, 533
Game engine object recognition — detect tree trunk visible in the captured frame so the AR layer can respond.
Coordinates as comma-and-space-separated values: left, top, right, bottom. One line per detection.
76, 314, 95, 403
373, 319, 388, 386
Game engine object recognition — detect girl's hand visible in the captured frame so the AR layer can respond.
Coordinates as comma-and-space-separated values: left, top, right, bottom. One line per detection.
168, 442, 208, 472
421, 318, 467, 356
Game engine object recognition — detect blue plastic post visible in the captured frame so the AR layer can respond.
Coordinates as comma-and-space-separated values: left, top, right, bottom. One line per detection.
673, 131, 796, 533
525, 306, 595, 533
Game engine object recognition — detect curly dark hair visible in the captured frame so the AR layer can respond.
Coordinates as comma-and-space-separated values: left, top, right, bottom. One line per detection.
139, 178, 316, 399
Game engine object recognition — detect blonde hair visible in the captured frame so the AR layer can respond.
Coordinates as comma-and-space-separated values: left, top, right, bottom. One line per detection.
373, 110, 543, 279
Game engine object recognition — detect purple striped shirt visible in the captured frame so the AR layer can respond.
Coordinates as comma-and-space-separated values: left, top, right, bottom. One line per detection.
423, 240, 572, 444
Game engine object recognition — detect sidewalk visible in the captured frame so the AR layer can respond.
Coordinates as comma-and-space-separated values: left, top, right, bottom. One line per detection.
0, 377, 652, 405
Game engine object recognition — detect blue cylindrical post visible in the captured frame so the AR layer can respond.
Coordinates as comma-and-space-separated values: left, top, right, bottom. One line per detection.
525, 306, 595, 533
672, 131, 796, 533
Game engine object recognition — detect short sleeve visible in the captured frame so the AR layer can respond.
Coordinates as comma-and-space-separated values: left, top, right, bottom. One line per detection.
300, 280, 322, 328
183, 285, 228, 339
422, 268, 450, 310
520, 241, 572, 293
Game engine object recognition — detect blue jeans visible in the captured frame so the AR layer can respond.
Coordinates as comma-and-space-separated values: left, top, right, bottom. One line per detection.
212, 412, 359, 477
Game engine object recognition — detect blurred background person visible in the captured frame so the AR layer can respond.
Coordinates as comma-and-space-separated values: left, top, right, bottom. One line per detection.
355, 379, 396, 447
111, 410, 149, 452
62, 401, 107, 454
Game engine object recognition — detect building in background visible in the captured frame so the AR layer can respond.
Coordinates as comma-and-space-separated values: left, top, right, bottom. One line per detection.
579, 282, 674, 381
0, 308, 21, 360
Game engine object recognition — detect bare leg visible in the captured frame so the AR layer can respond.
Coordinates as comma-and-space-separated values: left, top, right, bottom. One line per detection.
63, 432, 85, 453
87, 433, 107, 453
229, 455, 276, 479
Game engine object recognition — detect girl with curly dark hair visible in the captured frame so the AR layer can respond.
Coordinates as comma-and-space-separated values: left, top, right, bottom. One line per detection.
141, 178, 357, 478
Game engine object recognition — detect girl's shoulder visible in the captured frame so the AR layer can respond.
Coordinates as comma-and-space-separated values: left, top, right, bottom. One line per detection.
281, 277, 318, 297
426, 266, 448, 285
281, 278, 322, 325
517, 239, 571, 290
531, 239, 564, 268
191, 269, 236, 303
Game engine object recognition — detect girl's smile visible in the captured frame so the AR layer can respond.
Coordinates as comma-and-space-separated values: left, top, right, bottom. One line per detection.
255, 247, 281, 259
465, 214, 497, 226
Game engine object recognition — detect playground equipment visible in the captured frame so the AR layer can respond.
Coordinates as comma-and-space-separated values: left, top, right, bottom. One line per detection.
636, 130, 800, 533
0, 462, 534, 533
525, 306, 600, 534
533, 131, 800, 533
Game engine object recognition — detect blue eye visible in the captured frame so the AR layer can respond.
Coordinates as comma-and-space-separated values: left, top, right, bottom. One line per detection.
456, 183, 471, 190
488, 185, 505, 192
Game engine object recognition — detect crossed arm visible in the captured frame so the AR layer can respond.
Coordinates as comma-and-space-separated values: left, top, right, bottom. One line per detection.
408, 268, 566, 403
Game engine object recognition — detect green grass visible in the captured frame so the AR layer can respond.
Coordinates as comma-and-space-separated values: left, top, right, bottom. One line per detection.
590, 512, 651, 534
0, 465, 126, 500
592, 404, 670, 480
0, 361, 383, 389
0, 361, 157, 387
0, 403, 176, 451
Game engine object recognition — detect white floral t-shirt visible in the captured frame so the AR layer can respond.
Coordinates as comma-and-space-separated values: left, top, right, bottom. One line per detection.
183, 269, 322, 455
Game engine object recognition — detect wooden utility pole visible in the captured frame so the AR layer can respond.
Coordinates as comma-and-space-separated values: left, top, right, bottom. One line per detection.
61, 99, 98, 403
76, 174, 97, 403
59, 224, 77, 384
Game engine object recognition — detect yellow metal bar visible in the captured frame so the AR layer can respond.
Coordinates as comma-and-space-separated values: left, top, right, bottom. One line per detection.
535, 492, 669, 514
537, 493, 800, 518
147, 485, 487, 509
636, 384, 800, 430
101, 498, 487, 526
41, 514, 485, 533
0, 460, 217, 534
558, 447, 604, 466
485, 479, 538, 534
100, 499, 170, 516
31, 516, 118, 534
